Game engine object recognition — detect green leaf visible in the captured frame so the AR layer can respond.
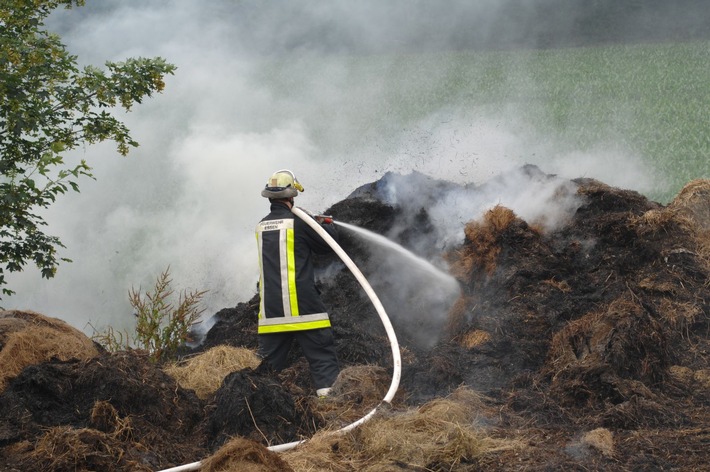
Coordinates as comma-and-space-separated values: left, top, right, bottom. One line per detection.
0, 0, 175, 299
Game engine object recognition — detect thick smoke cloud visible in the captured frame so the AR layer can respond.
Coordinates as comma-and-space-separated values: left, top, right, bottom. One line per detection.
7, 1, 662, 333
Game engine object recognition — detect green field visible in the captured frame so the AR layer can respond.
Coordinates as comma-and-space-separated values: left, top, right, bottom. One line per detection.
257, 40, 710, 203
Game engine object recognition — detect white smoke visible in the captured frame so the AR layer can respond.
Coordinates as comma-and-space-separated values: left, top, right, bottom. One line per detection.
5, 1, 662, 334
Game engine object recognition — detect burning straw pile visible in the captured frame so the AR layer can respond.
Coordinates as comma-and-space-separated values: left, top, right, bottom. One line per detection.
0, 171, 709, 471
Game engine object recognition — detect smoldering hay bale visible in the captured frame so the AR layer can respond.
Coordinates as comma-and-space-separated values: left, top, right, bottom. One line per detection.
164, 345, 261, 399
0, 310, 100, 392
206, 367, 305, 449
199, 436, 294, 472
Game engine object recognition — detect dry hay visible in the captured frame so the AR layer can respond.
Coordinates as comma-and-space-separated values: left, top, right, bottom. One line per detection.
23, 425, 151, 471
281, 431, 353, 472
341, 387, 508, 470
284, 387, 513, 471
543, 295, 674, 415
331, 364, 393, 403
448, 205, 518, 279
459, 329, 492, 349
657, 298, 702, 329
546, 296, 666, 379
629, 207, 690, 236
89, 400, 135, 441
0, 310, 99, 392
164, 345, 261, 399
199, 436, 294, 472
668, 365, 710, 391
669, 179, 710, 231
313, 365, 396, 428
580, 428, 615, 457
669, 179, 710, 266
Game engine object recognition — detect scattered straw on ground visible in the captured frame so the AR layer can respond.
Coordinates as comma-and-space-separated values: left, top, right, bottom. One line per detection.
27, 426, 151, 471
89, 400, 135, 440
285, 386, 517, 471
164, 345, 261, 399
0, 310, 99, 392
199, 436, 294, 472
312, 365, 396, 428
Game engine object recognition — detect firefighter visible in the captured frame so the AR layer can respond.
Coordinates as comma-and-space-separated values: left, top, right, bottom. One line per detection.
255, 169, 340, 397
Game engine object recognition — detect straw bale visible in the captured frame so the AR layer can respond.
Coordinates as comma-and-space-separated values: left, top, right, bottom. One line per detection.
581, 428, 615, 457
164, 345, 261, 399
200, 436, 294, 472
0, 310, 99, 391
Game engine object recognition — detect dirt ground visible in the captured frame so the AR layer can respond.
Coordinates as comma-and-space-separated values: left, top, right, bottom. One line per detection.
1, 167, 708, 471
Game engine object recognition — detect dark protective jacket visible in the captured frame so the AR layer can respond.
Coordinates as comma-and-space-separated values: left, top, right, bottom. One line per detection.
255, 202, 338, 334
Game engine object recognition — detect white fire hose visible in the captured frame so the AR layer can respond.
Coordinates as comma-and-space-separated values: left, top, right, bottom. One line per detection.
156, 206, 401, 471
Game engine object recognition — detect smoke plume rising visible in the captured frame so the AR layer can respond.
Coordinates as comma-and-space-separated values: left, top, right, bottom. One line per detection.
7, 1, 666, 333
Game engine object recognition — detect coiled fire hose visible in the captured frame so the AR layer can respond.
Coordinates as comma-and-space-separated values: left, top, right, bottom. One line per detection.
156, 206, 401, 471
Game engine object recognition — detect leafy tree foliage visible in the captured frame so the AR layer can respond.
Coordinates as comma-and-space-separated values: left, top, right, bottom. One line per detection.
0, 0, 176, 298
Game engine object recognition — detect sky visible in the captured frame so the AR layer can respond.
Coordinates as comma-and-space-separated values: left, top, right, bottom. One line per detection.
6, 0, 662, 334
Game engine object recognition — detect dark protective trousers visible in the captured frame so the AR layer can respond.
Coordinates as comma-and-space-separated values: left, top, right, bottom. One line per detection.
257, 327, 340, 389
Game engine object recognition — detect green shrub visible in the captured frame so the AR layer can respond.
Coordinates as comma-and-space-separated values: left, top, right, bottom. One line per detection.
93, 267, 206, 362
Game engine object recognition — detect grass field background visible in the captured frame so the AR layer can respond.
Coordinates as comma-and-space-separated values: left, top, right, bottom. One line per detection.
256, 40, 710, 203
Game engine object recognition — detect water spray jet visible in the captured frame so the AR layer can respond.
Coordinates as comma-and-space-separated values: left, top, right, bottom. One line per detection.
333, 220, 459, 291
